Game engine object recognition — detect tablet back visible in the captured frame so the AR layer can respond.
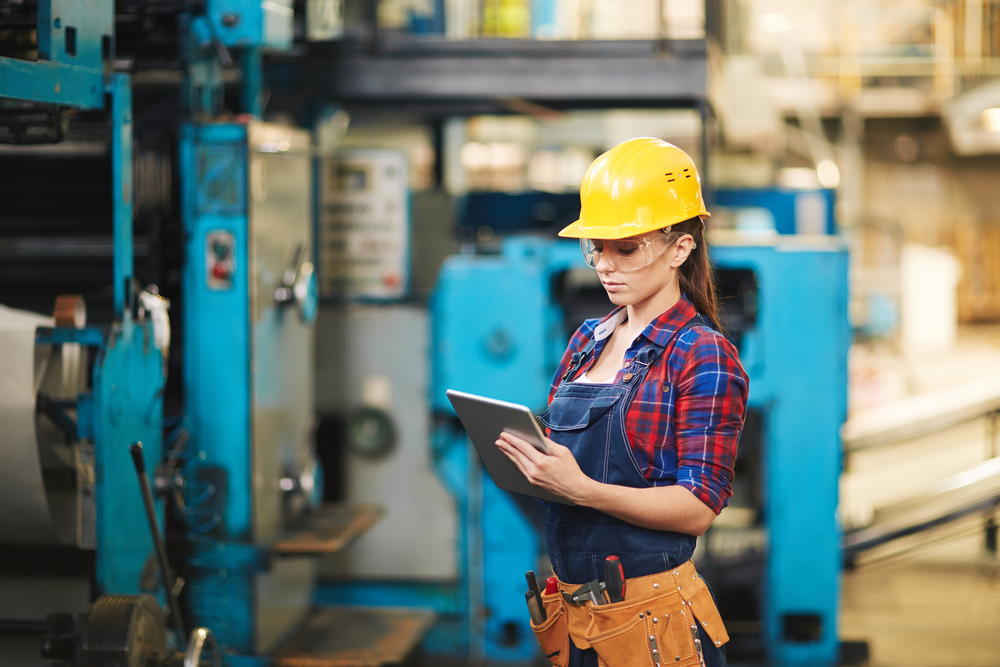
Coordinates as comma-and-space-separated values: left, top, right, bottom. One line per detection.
446, 389, 574, 505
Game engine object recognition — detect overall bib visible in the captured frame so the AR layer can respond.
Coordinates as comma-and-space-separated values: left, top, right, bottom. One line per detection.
536, 319, 726, 667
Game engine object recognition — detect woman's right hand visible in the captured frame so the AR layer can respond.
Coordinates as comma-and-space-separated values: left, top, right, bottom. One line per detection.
496, 431, 597, 504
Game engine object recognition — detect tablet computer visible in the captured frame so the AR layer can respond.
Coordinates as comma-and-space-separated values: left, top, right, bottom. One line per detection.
446, 389, 574, 505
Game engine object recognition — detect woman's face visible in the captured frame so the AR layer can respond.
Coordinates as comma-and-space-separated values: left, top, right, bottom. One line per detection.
594, 231, 694, 308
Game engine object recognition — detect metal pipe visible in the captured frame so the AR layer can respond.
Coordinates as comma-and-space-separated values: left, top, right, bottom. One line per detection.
0, 619, 53, 636
129, 441, 187, 651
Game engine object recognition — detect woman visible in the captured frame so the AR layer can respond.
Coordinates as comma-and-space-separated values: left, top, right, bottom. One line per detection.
497, 138, 748, 667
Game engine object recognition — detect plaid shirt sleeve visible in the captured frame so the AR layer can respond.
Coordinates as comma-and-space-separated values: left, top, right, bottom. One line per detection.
670, 329, 748, 514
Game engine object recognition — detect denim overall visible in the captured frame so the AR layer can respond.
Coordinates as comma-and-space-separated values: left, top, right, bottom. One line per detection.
537, 317, 726, 667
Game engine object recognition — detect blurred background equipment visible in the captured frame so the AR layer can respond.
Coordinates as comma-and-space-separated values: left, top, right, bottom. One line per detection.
5, 0, 1000, 665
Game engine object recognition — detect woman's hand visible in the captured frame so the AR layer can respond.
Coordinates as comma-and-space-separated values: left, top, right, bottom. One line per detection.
497, 431, 718, 535
496, 431, 597, 504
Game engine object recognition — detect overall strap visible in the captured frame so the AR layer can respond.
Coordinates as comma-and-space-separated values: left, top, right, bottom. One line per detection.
560, 338, 597, 383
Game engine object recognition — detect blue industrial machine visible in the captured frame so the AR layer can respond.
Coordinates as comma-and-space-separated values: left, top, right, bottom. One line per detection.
0, 0, 173, 663
427, 225, 850, 665
0, 0, 359, 662
179, 118, 324, 657
714, 188, 838, 236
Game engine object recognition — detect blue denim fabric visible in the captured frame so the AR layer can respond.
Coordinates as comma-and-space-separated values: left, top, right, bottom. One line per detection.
537, 323, 726, 667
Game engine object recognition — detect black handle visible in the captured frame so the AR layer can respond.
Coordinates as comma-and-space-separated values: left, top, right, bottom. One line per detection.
129, 442, 187, 650
525, 571, 546, 621
604, 555, 625, 603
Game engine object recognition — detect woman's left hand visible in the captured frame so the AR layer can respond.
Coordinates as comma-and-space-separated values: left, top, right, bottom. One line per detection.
496, 431, 596, 504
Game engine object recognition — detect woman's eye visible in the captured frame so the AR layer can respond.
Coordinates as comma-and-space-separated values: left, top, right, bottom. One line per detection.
592, 243, 605, 253
618, 247, 637, 256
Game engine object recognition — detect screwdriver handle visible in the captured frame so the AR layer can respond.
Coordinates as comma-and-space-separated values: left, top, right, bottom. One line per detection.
604, 555, 625, 603
545, 576, 558, 595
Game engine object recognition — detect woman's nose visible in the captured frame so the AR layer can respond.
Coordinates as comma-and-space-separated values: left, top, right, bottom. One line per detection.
594, 251, 615, 272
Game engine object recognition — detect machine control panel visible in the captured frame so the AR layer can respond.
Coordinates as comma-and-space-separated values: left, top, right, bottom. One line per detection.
206, 230, 235, 290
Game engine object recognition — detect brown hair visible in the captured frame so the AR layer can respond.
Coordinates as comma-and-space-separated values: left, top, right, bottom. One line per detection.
671, 217, 721, 330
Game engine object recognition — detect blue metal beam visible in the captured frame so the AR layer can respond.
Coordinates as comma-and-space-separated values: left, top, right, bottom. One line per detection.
0, 56, 105, 108
36, 326, 106, 347
106, 73, 134, 317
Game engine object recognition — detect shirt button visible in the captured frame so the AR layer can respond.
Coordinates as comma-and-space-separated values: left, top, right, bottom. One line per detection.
623, 361, 632, 368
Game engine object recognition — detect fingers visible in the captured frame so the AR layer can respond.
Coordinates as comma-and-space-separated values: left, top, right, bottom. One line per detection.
497, 431, 547, 464
496, 436, 538, 482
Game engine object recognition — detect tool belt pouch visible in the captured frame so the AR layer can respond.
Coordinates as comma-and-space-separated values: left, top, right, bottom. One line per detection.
585, 591, 705, 667
530, 591, 571, 667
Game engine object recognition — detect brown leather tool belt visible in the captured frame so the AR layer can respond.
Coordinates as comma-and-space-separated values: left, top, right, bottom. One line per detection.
530, 560, 728, 667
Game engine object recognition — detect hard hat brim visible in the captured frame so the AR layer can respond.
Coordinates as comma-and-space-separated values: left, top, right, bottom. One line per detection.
558, 211, 710, 239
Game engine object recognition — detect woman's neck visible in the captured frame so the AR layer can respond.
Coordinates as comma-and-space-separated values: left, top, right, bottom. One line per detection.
621, 280, 682, 341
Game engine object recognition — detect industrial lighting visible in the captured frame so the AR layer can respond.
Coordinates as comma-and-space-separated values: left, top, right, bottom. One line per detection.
757, 12, 791, 34
982, 108, 1000, 132
817, 159, 840, 189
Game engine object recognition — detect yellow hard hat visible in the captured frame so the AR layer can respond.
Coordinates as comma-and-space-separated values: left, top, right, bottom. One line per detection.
559, 137, 710, 240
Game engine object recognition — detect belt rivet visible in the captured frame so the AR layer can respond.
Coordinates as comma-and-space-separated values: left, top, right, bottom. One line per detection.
639, 613, 645, 619
653, 583, 660, 589
692, 574, 697, 579
715, 640, 721, 646
649, 636, 655, 641
673, 570, 679, 576
677, 586, 682, 591
675, 657, 680, 662
653, 618, 659, 624
646, 610, 653, 615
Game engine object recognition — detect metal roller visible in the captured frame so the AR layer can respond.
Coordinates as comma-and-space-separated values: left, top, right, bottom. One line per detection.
79, 595, 168, 667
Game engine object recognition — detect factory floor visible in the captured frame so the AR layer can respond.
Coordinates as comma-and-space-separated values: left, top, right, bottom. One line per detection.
842, 326, 1000, 666
840, 559, 1000, 667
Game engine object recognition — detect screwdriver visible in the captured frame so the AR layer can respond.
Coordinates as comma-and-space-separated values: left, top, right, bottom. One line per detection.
526, 571, 546, 621
604, 555, 626, 603
525, 591, 545, 625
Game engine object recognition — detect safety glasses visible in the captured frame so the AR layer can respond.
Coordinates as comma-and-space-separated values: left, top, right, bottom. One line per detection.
580, 231, 694, 272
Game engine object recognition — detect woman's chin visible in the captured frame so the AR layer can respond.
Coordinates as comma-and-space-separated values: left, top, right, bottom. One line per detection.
605, 291, 631, 306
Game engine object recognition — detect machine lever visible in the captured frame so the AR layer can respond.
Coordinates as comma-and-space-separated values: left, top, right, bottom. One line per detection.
184, 627, 222, 667
129, 442, 187, 651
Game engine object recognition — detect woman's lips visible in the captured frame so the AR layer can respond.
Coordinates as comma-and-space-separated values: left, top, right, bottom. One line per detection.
602, 280, 625, 291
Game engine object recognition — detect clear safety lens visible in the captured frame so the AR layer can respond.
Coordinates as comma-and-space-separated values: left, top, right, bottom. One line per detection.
580, 232, 691, 272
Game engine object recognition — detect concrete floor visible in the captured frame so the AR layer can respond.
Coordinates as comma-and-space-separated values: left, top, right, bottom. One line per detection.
842, 326, 1000, 666
841, 560, 1000, 666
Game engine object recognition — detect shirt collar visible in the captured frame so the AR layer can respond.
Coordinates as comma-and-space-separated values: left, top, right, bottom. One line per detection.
592, 295, 698, 347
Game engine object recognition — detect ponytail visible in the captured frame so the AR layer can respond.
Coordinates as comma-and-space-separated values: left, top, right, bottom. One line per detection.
671, 217, 721, 331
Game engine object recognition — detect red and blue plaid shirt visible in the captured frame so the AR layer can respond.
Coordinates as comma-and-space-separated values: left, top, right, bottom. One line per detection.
548, 296, 748, 514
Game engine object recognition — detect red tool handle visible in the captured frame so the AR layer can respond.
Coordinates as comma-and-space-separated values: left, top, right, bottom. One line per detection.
545, 576, 558, 595
604, 555, 625, 603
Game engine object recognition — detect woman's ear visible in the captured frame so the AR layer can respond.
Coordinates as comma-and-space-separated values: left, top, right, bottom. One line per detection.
669, 235, 696, 268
